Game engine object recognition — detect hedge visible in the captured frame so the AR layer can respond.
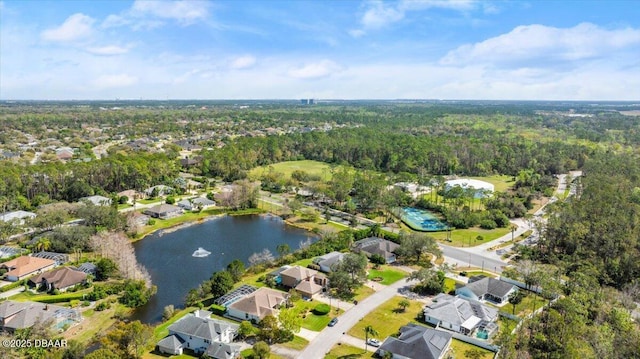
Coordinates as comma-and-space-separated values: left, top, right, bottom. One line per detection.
313, 303, 331, 315
32, 293, 87, 304
0, 280, 25, 293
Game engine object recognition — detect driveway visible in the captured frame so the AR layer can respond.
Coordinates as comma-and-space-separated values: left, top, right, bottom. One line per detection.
297, 278, 412, 359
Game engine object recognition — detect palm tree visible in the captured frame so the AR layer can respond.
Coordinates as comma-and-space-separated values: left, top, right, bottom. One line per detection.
364, 325, 379, 352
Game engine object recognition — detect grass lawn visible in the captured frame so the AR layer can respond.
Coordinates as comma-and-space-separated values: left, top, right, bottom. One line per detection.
431, 227, 510, 247
292, 299, 344, 331
154, 306, 196, 340
249, 160, 339, 182
64, 300, 132, 343
10, 287, 93, 303
457, 270, 497, 278
468, 175, 515, 193
324, 343, 374, 359
240, 348, 286, 359
353, 286, 375, 302
507, 292, 547, 317
448, 339, 495, 359
348, 296, 423, 340
278, 335, 309, 350
367, 266, 407, 285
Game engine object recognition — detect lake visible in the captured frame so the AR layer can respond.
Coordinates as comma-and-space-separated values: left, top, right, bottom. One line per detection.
131, 214, 315, 323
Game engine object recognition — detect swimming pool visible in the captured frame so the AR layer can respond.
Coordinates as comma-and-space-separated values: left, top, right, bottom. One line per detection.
400, 207, 449, 232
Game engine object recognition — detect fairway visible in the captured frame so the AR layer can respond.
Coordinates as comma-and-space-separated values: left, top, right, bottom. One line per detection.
249, 160, 345, 181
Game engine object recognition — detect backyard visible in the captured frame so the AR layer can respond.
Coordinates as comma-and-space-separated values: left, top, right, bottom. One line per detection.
366, 266, 407, 285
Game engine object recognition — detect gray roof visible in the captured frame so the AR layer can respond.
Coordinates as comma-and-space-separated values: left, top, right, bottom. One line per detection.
424, 294, 498, 326
463, 277, 515, 298
144, 204, 182, 215
168, 313, 239, 342
157, 334, 184, 351
79, 195, 112, 206
353, 237, 400, 258
0, 211, 36, 222
315, 251, 344, 270
205, 342, 241, 359
379, 323, 452, 359
0, 301, 70, 331
76, 262, 97, 275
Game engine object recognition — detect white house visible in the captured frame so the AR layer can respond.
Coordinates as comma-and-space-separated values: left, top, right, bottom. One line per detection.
455, 277, 517, 305
313, 251, 345, 273
423, 293, 498, 335
157, 310, 240, 359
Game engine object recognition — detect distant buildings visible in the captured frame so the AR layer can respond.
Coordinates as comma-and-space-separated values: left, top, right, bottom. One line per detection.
0, 256, 56, 282
0, 210, 36, 225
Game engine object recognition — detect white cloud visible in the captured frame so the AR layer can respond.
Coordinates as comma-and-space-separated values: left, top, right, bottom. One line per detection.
288, 60, 343, 79
360, 1, 404, 30
230, 55, 257, 70
41, 13, 95, 42
86, 45, 130, 56
93, 74, 138, 88
131, 0, 209, 25
351, 0, 477, 36
441, 23, 640, 66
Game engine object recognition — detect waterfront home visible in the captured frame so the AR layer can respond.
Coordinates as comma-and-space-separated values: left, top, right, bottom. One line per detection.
227, 287, 288, 323
157, 309, 240, 358
177, 197, 216, 211
313, 251, 345, 273
0, 300, 81, 333
143, 204, 183, 219
29, 267, 87, 292
279, 265, 327, 299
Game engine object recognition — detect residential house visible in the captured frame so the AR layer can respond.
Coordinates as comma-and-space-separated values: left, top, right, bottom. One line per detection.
0, 300, 81, 333
157, 310, 240, 358
352, 237, 400, 264
117, 190, 146, 204
279, 265, 328, 299
177, 197, 216, 211
377, 323, 452, 359
423, 293, 498, 336
143, 204, 183, 219
79, 195, 112, 206
1, 256, 56, 282
227, 287, 288, 323
313, 251, 345, 273
455, 277, 517, 305
0, 210, 36, 225
29, 267, 87, 292
145, 185, 174, 197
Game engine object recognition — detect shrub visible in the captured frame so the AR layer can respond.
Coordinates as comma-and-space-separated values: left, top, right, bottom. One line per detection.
370, 253, 386, 265
313, 303, 331, 315
95, 301, 110, 311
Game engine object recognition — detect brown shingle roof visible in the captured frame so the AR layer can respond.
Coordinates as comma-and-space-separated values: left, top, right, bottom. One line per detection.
30, 267, 87, 289
280, 266, 318, 281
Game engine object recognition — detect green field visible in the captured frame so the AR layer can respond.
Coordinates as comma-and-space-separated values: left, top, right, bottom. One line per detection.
324, 343, 374, 359
348, 296, 423, 340
468, 175, 515, 193
249, 160, 347, 181
431, 226, 511, 247
449, 339, 495, 359
367, 266, 407, 285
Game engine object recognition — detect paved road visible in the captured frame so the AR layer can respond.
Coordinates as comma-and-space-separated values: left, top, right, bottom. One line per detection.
440, 245, 508, 273
297, 278, 412, 359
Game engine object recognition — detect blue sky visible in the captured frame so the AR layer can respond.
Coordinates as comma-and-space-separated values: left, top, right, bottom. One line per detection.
1, 0, 639, 100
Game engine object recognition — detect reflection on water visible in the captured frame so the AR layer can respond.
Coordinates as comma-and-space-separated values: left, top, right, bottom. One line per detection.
132, 214, 315, 323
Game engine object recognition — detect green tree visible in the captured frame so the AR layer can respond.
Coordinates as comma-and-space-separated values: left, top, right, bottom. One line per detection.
238, 320, 256, 339
226, 259, 245, 282
210, 271, 234, 298
336, 253, 368, 281
278, 307, 302, 334
95, 258, 118, 281
252, 341, 271, 359
277, 243, 291, 257
408, 268, 445, 295
101, 321, 153, 359
364, 325, 379, 352
398, 299, 410, 312
84, 348, 120, 359
397, 233, 441, 264
258, 315, 279, 344
508, 291, 524, 315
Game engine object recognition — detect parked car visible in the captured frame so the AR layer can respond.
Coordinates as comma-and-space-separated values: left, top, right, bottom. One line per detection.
328, 318, 338, 327
367, 339, 381, 347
